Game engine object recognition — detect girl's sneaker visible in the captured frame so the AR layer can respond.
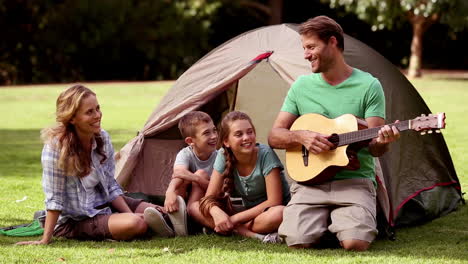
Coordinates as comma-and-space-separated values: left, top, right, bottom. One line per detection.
262, 232, 283, 244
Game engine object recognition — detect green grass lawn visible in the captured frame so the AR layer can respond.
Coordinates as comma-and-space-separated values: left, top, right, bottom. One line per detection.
0, 79, 466, 264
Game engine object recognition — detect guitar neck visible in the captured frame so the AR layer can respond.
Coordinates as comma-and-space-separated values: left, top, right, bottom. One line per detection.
337, 120, 410, 146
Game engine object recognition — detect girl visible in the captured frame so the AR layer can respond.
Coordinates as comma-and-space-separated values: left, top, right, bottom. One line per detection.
199, 111, 290, 243
17, 85, 176, 245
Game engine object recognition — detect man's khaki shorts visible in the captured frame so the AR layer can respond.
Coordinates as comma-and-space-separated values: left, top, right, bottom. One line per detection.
278, 178, 377, 246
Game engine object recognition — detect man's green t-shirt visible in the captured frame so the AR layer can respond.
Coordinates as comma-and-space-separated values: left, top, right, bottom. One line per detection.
281, 68, 385, 182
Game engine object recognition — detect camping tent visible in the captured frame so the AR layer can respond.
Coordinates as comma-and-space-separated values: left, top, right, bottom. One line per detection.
115, 24, 463, 228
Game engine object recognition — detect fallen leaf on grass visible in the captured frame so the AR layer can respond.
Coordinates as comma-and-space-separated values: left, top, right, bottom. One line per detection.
15, 196, 28, 203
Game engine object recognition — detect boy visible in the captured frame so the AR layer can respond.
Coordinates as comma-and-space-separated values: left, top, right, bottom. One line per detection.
164, 111, 218, 235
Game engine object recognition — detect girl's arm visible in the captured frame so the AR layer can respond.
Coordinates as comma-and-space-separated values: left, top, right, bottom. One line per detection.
202, 169, 234, 233
204, 169, 224, 197
209, 206, 233, 233
230, 167, 283, 226
16, 210, 60, 245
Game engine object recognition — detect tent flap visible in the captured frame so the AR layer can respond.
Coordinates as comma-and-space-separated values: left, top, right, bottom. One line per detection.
125, 139, 186, 196
395, 184, 462, 226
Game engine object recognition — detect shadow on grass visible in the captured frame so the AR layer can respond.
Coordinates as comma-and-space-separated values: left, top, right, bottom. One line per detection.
0, 129, 136, 178
0, 217, 32, 233
2, 206, 467, 262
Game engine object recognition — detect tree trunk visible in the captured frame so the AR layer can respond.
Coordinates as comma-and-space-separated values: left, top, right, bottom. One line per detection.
408, 16, 425, 78
268, 0, 283, 25
407, 13, 438, 78
239, 0, 283, 25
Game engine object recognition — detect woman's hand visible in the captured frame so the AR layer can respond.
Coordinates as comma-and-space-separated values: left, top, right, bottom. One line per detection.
16, 210, 60, 246
16, 238, 50, 246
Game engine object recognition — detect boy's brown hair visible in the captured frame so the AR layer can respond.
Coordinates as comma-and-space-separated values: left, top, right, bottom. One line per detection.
299, 15, 344, 52
178, 111, 213, 138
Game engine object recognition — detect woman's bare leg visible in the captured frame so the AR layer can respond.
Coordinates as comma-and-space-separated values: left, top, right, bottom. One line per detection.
108, 213, 147, 240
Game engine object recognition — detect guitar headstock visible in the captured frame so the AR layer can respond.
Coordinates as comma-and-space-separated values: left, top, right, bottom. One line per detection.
410, 113, 446, 135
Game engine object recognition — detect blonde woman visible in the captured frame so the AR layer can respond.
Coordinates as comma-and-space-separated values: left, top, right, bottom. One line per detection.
17, 85, 176, 245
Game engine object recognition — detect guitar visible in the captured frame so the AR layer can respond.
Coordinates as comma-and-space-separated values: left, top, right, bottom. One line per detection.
285, 113, 446, 185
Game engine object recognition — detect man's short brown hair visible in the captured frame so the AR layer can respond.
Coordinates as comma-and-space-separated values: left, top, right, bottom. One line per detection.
299, 15, 344, 51
178, 111, 213, 138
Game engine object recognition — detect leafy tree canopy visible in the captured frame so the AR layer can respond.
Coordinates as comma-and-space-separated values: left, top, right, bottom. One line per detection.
322, 0, 468, 77
0, 0, 222, 84
323, 0, 468, 31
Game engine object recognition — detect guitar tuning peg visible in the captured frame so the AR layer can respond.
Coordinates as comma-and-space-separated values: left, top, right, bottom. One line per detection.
420, 131, 426, 135
428, 130, 433, 134
435, 130, 441, 133
421, 114, 426, 117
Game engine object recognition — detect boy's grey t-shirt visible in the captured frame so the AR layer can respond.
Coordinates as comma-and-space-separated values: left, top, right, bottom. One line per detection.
173, 146, 217, 177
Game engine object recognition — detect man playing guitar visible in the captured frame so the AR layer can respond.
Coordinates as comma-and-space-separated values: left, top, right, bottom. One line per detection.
268, 16, 400, 251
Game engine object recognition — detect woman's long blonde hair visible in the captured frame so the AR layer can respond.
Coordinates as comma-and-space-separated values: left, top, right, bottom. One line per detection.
199, 111, 256, 217
41, 84, 106, 178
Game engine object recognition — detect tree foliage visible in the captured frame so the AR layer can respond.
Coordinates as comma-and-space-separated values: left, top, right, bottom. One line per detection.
324, 0, 468, 31
0, 0, 221, 84
1, 0, 467, 84
322, 0, 468, 77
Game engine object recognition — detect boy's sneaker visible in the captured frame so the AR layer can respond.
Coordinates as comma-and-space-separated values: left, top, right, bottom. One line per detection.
262, 232, 283, 244
144, 207, 175, 237
168, 195, 188, 236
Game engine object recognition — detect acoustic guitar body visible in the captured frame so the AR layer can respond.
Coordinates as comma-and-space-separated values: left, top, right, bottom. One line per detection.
285, 112, 446, 185
286, 113, 361, 185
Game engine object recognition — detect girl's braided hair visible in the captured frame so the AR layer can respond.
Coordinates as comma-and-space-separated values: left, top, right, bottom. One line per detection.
199, 111, 256, 217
